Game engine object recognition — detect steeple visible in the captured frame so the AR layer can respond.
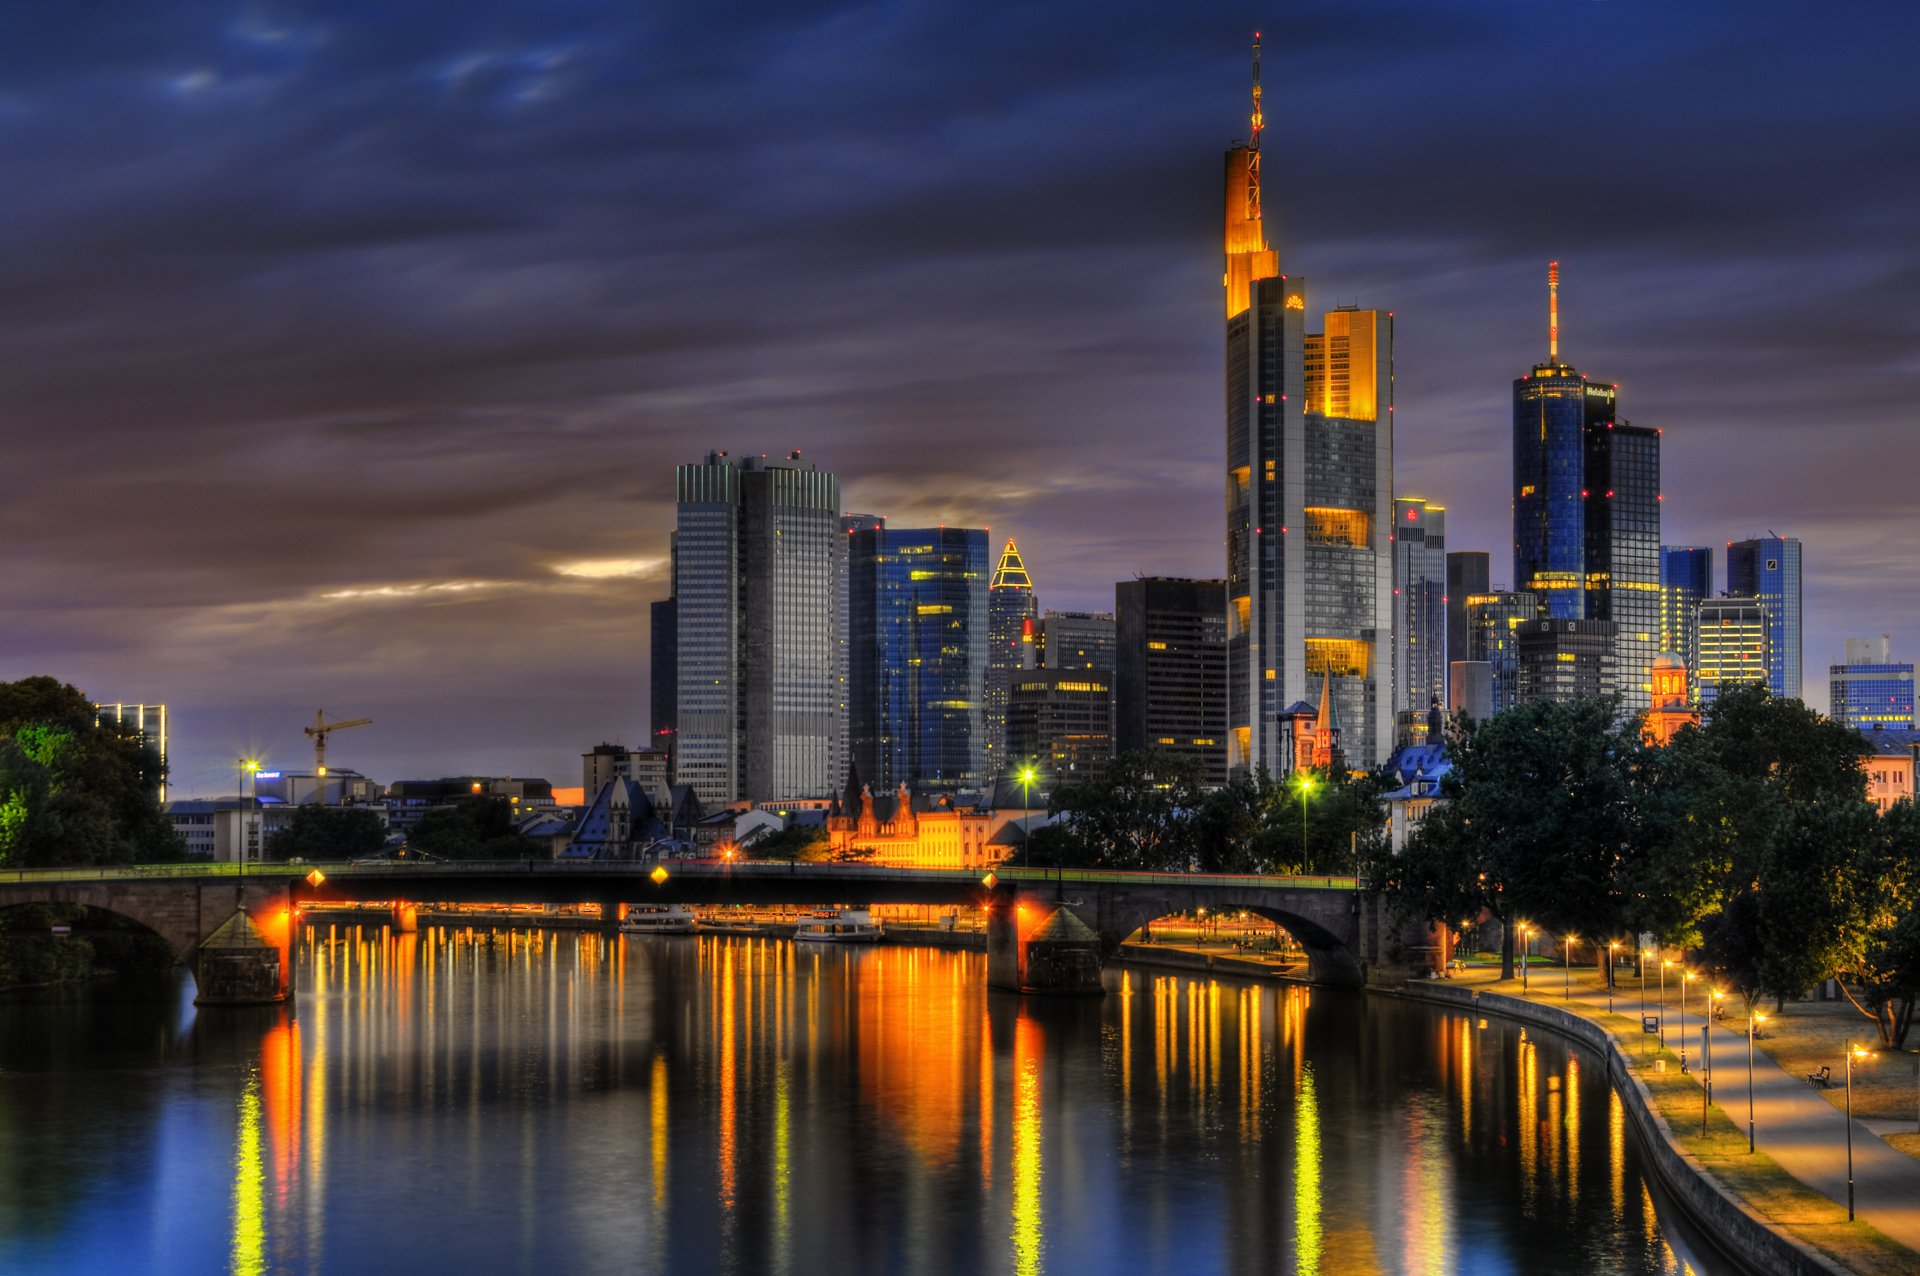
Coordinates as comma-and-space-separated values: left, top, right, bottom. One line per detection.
990, 538, 1033, 592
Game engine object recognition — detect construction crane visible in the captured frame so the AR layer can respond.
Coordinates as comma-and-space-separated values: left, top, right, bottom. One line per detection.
304, 711, 372, 789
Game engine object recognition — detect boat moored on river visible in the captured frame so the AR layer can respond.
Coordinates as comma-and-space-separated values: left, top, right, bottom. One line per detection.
621, 903, 699, 935
793, 908, 882, 943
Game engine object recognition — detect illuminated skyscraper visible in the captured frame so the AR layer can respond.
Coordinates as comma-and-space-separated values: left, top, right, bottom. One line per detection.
1660, 546, 1713, 693
848, 526, 990, 793
1393, 497, 1447, 736
984, 539, 1037, 780
1224, 37, 1395, 772
1696, 597, 1769, 705
93, 701, 169, 801
1726, 536, 1803, 700
1829, 635, 1914, 730
1465, 591, 1544, 716
1511, 263, 1661, 712
673, 451, 841, 806
1445, 550, 1490, 705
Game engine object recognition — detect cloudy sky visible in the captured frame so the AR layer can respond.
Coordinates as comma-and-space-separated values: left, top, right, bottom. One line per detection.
2, 0, 1915, 796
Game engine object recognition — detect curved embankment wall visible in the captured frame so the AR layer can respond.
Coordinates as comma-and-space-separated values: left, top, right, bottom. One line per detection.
1394, 983, 1849, 1276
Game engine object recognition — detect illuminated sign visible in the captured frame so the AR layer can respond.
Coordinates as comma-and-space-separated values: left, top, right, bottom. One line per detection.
255, 771, 282, 780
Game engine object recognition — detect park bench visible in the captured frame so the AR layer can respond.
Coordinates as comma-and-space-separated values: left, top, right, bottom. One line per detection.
1807, 1065, 1833, 1088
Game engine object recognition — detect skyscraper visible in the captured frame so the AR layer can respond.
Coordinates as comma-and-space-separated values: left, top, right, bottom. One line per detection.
1224, 38, 1395, 772
1511, 263, 1661, 712
1394, 497, 1447, 732
1829, 635, 1915, 730
1726, 536, 1803, 700
673, 451, 841, 806
1516, 618, 1614, 705
1660, 546, 1713, 690
984, 539, 1037, 782
1696, 597, 1769, 705
1445, 550, 1490, 705
1465, 591, 1544, 716
1115, 577, 1229, 786
1038, 611, 1116, 673
848, 526, 990, 793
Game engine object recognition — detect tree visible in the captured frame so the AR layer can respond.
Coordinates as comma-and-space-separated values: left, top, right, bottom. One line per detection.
1048, 751, 1205, 871
0, 677, 183, 868
749, 822, 829, 864
264, 805, 387, 862
1841, 799, 1920, 1046
407, 797, 539, 861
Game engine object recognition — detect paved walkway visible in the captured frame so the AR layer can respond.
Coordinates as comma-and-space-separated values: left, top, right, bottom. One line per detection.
1501, 972, 1920, 1253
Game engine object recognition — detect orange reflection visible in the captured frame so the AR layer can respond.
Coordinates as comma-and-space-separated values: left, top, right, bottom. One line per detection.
1011, 1012, 1043, 1276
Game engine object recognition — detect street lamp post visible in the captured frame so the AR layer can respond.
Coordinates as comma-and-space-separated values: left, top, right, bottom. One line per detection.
1846, 1041, 1870, 1221
237, 758, 260, 875
1608, 941, 1619, 1014
1018, 765, 1037, 868
1296, 773, 1316, 868
1660, 958, 1673, 1049
1564, 934, 1575, 1000
1680, 971, 1695, 1072
1747, 1011, 1767, 1153
1518, 923, 1531, 992
1640, 949, 1651, 1026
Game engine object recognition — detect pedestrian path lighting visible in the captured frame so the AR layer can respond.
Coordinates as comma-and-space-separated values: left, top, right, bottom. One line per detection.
1294, 772, 1316, 865
1660, 957, 1673, 1048
1640, 948, 1653, 1023
1608, 940, 1620, 1014
1517, 922, 1533, 992
1846, 1041, 1873, 1220
1563, 933, 1576, 1000
1747, 1010, 1767, 1153
1680, 970, 1696, 1072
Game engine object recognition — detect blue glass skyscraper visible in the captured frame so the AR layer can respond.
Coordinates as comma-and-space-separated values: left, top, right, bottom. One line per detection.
849, 526, 990, 792
1726, 536, 1803, 700
1829, 636, 1911, 729
1660, 546, 1713, 682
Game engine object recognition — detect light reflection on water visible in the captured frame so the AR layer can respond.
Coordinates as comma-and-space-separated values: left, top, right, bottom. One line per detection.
0, 924, 1723, 1275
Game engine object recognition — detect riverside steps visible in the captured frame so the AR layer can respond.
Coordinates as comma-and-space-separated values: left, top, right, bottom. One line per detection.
1396, 971, 1920, 1276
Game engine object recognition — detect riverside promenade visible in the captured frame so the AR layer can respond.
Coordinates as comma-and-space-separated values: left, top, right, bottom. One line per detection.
1452, 964, 1920, 1257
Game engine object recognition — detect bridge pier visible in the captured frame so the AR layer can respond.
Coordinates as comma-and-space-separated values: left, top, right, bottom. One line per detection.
985, 891, 1106, 995
391, 902, 418, 934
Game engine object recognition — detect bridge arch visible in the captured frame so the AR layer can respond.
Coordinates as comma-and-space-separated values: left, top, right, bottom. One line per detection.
1085, 890, 1364, 987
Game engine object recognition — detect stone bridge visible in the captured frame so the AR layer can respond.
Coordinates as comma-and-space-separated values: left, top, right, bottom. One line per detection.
0, 862, 1438, 1001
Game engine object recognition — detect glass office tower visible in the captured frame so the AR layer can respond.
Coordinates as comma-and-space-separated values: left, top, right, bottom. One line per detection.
1696, 597, 1769, 705
1394, 497, 1447, 723
849, 526, 990, 792
1829, 636, 1915, 730
1726, 536, 1803, 700
1660, 546, 1713, 691
984, 539, 1037, 782
1466, 591, 1544, 716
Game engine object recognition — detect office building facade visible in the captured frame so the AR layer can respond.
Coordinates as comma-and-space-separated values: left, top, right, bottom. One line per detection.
1465, 591, 1544, 717
984, 539, 1037, 782
1659, 546, 1712, 694
1726, 536, 1803, 700
1445, 551, 1490, 707
673, 451, 841, 806
93, 701, 169, 801
848, 526, 990, 793
1223, 44, 1395, 772
1830, 635, 1915, 731
1696, 597, 1769, 705
1516, 618, 1615, 705
1115, 577, 1229, 786
1039, 610, 1116, 673
1394, 497, 1447, 725
1007, 669, 1115, 784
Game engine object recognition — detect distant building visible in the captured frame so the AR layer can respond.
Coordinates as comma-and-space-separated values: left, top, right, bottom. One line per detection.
560, 779, 666, 860
1660, 547, 1713, 693
163, 797, 295, 864
1829, 635, 1915, 731
1038, 610, 1116, 673
1445, 551, 1490, 706
985, 539, 1038, 782
649, 593, 677, 770
848, 525, 990, 793
384, 777, 556, 834
1695, 598, 1769, 705
1854, 726, 1920, 813
1643, 653, 1698, 746
250, 769, 379, 808
1114, 577, 1228, 787
1465, 591, 1543, 716
1516, 618, 1614, 705
93, 702, 168, 801
1727, 536, 1803, 700
1381, 741, 1452, 854
1007, 668, 1115, 784
583, 744, 670, 806
1393, 498, 1447, 734
825, 780, 1017, 870
1448, 660, 1494, 724
673, 450, 841, 807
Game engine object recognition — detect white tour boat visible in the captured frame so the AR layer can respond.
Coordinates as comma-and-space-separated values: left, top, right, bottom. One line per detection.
793, 908, 883, 944
621, 903, 699, 935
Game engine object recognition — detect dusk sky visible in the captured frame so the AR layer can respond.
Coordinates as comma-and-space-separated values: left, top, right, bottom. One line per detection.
3, 1, 1915, 797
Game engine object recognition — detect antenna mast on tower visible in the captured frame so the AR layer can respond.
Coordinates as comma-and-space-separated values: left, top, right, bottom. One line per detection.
1548, 260, 1561, 362
1247, 32, 1265, 225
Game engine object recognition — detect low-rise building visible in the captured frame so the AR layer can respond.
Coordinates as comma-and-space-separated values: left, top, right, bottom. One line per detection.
824, 778, 1019, 870
1855, 726, 1920, 813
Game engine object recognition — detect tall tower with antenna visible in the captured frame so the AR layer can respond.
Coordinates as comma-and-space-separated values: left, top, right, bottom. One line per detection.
984, 538, 1037, 779
1511, 262, 1662, 712
1224, 34, 1396, 773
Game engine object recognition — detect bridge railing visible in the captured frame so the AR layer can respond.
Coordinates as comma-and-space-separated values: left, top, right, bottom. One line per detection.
0, 859, 1357, 891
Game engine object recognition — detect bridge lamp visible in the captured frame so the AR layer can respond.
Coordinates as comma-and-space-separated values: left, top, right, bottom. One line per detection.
1017, 765, 1039, 867
305, 869, 326, 888
650, 865, 669, 886
981, 871, 997, 889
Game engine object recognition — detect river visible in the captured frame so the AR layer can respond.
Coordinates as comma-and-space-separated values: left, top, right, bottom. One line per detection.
0, 922, 1724, 1274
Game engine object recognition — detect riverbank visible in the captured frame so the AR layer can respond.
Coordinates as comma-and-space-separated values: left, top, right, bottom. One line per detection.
1395, 977, 1919, 1276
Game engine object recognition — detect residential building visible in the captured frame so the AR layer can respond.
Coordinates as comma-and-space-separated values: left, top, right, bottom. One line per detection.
1465, 591, 1543, 716
1660, 547, 1713, 692
1830, 636, 1916, 730
984, 539, 1038, 783
1511, 263, 1661, 712
848, 525, 990, 793
1445, 551, 1490, 705
1007, 668, 1115, 784
1854, 727, 1920, 813
1394, 497, 1447, 740
1516, 618, 1614, 705
1223, 44, 1395, 772
673, 450, 841, 806
1726, 536, 1803, 700
1695, 597, 1769, 705
1114, 577, 1229, 786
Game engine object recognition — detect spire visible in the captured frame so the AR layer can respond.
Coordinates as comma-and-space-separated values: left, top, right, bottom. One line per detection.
1224, 34, 1281, 318
1248, 32, 1264, 222
1548, 259, 1560, 363
990, 538, 1033, 592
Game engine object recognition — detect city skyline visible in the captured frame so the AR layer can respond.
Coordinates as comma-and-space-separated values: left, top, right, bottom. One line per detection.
3, 2, 1915, 793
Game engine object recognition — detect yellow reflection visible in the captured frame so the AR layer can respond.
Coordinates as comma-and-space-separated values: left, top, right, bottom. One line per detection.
1609, 1087, 1625, 1225
1401, 1099, 1452, 1276
979, 1007, 995, 1187
1011, 1014, 1044, 1276
1517, 1035, 1539, 1213
1565, 1057, 1581, 1205
231, 1070, 265, 1276
719, 943, 737, 1209
1295, 1063, 1322, 1274
773, 1062, 792, 1275
651, 1053, 669, 1208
